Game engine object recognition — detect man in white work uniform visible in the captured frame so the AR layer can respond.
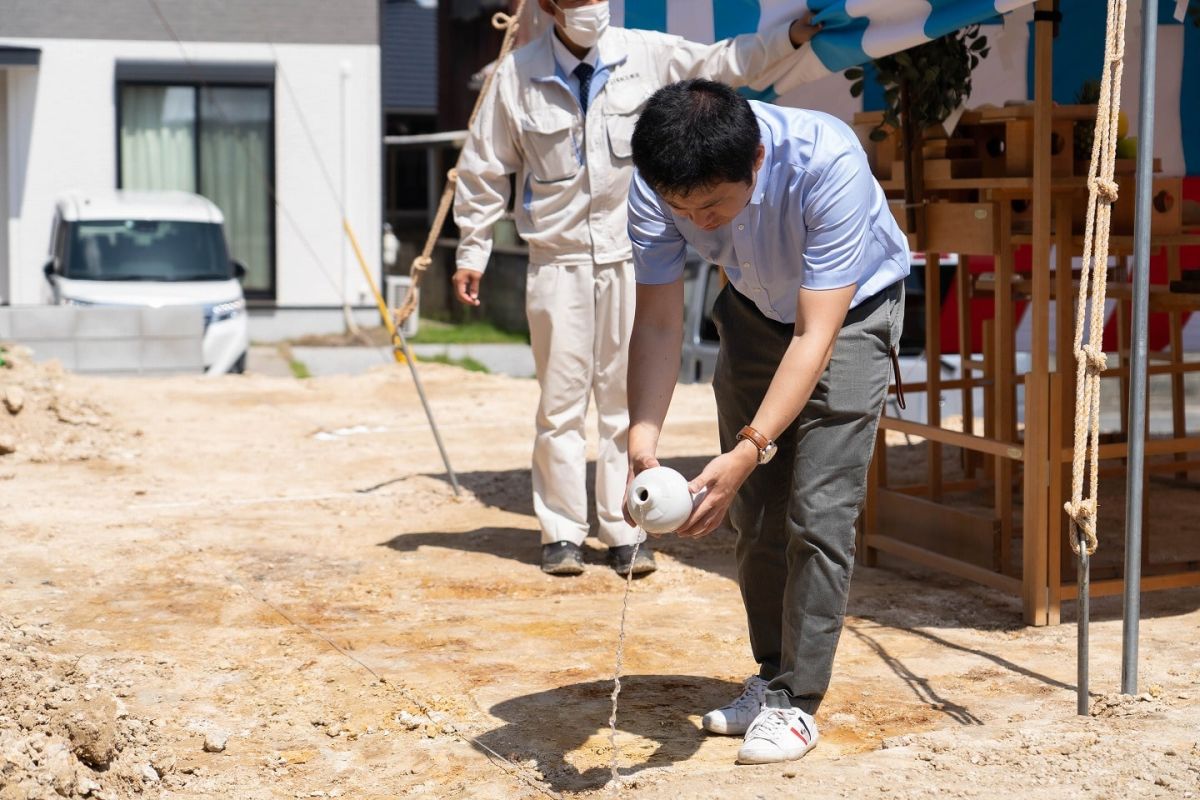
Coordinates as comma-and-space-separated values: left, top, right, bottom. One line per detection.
452, 0, 820, 577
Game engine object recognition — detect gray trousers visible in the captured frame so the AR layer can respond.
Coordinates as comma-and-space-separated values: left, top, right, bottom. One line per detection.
711, 280, 903, 715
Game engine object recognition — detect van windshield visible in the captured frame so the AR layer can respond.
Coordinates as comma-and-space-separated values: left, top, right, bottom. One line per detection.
63, 219, 233, 282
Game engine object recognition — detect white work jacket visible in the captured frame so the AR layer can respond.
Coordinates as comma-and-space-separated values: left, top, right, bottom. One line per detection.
454, 22, 817, 272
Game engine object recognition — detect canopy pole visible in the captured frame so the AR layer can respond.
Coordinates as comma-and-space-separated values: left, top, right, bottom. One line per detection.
1122, 0, 1157, 696
1077, 543, 1090, 714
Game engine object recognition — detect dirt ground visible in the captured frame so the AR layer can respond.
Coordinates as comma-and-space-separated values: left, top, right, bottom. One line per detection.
1, 349, 1199, 800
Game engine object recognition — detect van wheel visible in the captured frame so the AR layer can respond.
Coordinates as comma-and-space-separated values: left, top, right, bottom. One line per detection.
231, 351, 247, 374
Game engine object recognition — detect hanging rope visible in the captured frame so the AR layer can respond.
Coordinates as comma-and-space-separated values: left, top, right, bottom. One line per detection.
394, 3, 528, 327
1064, 0, 1129, 556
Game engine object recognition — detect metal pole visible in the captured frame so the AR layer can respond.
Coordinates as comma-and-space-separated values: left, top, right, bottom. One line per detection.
1077, 537, 1090, 715
394, 327, 461, 496
340, 62, 349, 306
1122, 0, 1157, 696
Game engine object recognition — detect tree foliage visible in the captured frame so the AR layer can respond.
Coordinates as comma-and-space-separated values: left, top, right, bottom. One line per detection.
843, 25, 990, 141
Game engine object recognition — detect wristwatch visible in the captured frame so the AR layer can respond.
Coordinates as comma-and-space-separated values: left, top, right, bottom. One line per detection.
736, 425, 777, 465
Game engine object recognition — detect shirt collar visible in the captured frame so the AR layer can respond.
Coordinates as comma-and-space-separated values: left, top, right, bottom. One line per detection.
550, 27, 598, 75
750, 117, 773, 206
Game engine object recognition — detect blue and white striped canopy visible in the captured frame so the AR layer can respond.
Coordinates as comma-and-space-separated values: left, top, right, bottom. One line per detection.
611, 0, 1037, 88
608, 0, 1199, 177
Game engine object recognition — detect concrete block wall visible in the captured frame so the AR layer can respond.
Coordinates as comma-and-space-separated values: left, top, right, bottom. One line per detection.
420, 245, 530, 335
0, 306, 204, 375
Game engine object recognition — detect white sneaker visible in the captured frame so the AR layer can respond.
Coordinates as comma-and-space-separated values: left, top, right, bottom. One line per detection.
701, 676, 768, 735
736, 706, 819, 764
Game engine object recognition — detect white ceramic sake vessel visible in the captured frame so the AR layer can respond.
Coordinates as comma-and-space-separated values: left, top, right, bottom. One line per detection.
626, 466, 696, 534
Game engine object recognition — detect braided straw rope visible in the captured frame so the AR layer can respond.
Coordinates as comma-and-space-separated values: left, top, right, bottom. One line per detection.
394, 3, 528, 327
1064, 0, 1128, 556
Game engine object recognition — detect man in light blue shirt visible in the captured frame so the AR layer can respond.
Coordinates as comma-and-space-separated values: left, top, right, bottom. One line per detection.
624, 79, 908, 765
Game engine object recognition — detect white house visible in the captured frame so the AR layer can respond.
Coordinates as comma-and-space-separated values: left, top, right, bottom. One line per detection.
0, 0, 383, 340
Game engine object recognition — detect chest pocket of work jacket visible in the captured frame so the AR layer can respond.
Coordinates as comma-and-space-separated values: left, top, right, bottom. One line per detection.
522, 108, 581, 183
604, 84, 652, 161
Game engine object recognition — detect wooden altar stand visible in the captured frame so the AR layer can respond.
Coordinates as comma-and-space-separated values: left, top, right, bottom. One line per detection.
856, 4, 1200, 625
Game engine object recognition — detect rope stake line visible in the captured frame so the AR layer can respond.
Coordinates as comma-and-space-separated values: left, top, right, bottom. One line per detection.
396, 1, 528, 326
1066, 0, 1128, 557
607, 538, 641, 791
227, 574, 563, 800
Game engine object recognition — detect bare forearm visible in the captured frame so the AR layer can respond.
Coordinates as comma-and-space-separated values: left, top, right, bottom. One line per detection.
627, 280, 684, 462
627, 319, 682, 461
748, 284, 857, 441
748, 333, 835, 441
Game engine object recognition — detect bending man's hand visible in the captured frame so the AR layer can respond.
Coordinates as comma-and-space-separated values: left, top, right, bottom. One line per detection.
675, 441, 758, 539
452, 268, 483, 306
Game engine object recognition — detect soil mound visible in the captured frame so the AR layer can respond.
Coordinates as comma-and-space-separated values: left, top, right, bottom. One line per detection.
0, 346, 126, 464
0, 616, 164, 799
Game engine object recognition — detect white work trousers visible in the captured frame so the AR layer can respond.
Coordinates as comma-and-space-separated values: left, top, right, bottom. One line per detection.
526, 259, 638, 547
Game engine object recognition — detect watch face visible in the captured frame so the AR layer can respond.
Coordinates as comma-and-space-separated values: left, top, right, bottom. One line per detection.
759, 442, 778, 464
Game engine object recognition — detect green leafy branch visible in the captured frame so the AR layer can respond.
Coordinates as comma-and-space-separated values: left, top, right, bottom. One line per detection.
843, 24, 990, 141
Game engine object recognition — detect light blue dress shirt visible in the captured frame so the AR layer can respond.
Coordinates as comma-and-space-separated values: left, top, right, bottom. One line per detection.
629, 100, 909, 322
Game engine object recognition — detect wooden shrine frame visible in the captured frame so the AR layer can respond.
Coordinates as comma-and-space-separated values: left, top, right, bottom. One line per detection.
857, 0, 1200, 625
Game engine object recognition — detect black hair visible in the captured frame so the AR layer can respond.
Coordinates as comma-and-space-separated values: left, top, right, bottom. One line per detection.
631, 79, 761, 198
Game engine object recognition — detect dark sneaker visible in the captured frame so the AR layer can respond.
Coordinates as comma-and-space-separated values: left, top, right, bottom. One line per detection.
541, 541, 585, 575
607, 542, 657, 577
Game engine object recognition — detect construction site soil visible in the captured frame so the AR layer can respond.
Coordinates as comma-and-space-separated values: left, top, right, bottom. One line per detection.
1, 348, 1198, 799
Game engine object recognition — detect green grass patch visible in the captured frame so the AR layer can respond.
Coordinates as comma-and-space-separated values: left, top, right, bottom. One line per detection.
418, 354, 490, 374
288, 319, 528, 348
408, 319, 528, 345
275, 342, 311, 379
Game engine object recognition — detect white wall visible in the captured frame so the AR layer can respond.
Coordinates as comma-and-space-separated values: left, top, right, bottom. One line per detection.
775, 74, 860, 122
965, 6, 1033, 109
1119, 4, 1187, 177
0, 72, 8, 304
0, 38, 381, 309
4, 65, 39, 305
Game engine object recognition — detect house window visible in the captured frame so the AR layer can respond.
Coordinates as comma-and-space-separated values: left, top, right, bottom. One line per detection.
118, 79, 274, 298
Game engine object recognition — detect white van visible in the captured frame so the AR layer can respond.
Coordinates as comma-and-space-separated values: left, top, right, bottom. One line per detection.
42, 191, 249, 374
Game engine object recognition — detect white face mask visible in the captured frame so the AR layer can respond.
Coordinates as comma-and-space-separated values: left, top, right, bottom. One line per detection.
552, 1, 609, 49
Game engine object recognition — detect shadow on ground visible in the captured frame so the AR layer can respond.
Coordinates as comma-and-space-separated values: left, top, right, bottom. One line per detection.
380, 526, 543, 567
426, 455, 715, 519
844, 622, 986, 725
386, 454, 1200, 688
473, 674, 739, 793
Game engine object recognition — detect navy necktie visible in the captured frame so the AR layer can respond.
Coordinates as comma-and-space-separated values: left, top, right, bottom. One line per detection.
573, 62, 595, 115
